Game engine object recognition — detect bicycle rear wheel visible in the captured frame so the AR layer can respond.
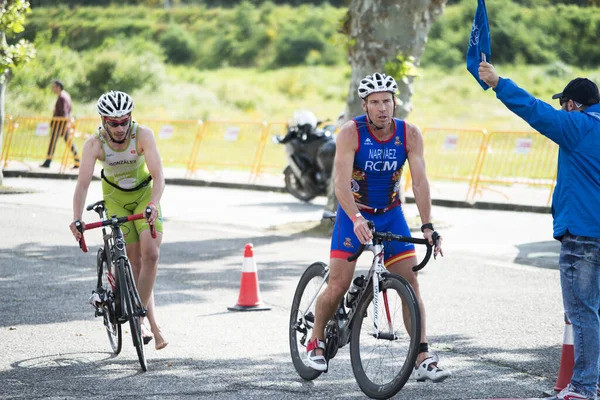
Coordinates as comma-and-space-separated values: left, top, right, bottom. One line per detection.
97, 248, 121, 354
118, 258, 147, 372
103, 290, 122, 354
289, 261, 328, 381
350, 273, 421, 399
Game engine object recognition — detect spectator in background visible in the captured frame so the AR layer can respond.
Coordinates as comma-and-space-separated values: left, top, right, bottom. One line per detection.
479, 62, 600, 400
40, 79, 80, 169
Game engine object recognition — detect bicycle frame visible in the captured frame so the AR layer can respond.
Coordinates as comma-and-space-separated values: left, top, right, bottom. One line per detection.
77, 201, 156, 321
75, 200, 157, 372
297, 240, 391, 352
296, 216, 434, 352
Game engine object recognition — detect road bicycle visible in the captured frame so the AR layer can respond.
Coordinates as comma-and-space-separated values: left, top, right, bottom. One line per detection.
75, 200, 156, 372
289, 211, 438, 399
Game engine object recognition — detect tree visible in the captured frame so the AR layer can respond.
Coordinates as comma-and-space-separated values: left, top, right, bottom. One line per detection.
325, 0, 448, 213
0, 0, 35, 186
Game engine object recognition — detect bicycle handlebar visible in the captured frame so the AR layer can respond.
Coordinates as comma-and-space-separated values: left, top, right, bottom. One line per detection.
346, 222, 439, 272
76, 206, 156, 253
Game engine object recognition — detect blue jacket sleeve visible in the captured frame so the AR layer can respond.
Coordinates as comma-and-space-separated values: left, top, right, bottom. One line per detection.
494, 78, 588, 151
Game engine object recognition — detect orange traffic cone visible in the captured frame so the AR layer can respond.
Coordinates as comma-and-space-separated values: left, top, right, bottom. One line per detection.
228, 243, 271, 312
554, 312, 574, 392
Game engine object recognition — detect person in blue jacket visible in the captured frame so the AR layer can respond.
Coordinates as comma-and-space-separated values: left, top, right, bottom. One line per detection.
479, 62, 600, 400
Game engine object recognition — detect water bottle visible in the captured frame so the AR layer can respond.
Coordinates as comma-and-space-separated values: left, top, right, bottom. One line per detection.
345, 275, 366, 309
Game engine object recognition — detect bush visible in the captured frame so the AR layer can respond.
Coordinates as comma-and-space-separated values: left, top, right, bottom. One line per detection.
272, 27, 325, 66
159, 24, 196, 64
75, 39, 165, 101
420, 40, 463, 69
544, 61, 573, 78
9, 35, 86, 115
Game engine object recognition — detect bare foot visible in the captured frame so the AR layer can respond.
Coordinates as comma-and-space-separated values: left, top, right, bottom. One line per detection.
141, 324, 153, 345
152, 328, 168, 350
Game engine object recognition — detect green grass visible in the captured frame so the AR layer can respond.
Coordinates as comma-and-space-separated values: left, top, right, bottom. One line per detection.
6, 63, 600, 134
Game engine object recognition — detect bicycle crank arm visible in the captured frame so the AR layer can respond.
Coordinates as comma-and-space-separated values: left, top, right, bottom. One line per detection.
371, 332, 397, 341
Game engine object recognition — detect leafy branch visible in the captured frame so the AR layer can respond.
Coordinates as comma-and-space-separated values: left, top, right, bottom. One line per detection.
0, 0, 36, 83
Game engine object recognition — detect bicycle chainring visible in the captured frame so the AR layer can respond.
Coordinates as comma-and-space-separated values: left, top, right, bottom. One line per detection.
325, 320, 340, 360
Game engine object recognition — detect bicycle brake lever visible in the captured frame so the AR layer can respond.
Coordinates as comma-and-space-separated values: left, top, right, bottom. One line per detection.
432, 231, 441, 259
74, 220, 88, 253
144, 207, 157, 239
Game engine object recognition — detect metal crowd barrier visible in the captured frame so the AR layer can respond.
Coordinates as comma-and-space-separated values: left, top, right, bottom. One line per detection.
2, 116, 74, 170
186, 120, 268, 182
1, 115, 14, 168
1, 116, 560, 206
404, 128, 488, 200
251, 121, 288, 181
471, 131, 558, 205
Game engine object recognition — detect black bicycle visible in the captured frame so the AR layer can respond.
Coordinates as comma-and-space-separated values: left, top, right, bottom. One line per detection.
289, 211, 438, 399
75, 200, 156, 372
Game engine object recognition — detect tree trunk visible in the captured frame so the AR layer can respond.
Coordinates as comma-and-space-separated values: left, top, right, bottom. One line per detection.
0, 77, 5, 187
327, 0, 448, 212
0, 24, 6, 187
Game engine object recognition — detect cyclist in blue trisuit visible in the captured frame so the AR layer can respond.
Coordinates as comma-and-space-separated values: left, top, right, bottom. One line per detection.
306, 72, 448, 382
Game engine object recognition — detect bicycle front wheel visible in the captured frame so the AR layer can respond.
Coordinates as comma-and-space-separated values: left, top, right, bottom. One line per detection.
118, 258, 147, 372
289, 261, 328, 381
350, 273, 421, 399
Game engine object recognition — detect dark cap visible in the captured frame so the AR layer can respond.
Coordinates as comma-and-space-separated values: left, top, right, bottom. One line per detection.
552, 77, 600, 106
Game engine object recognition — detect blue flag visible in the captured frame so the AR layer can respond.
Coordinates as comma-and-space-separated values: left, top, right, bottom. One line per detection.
466, 0, 491, 90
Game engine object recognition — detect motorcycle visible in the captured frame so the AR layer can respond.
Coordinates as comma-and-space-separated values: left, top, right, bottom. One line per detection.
274, 110, 336, 202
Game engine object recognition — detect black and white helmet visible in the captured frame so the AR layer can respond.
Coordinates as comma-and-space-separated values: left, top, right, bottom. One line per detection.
97, 91, 134, 118
357, 72, 399, 99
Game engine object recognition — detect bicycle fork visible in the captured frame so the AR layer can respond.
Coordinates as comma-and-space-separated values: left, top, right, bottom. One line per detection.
371, 250, 396, 341
117, 256, 148, 320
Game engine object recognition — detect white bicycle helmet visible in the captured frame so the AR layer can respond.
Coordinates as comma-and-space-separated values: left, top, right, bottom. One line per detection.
357, 72, 399, 99
97, 91, 134, 118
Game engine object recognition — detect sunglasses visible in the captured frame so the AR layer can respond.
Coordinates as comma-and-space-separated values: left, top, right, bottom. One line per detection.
105, 118, 131, 128
559, 97, 570, 106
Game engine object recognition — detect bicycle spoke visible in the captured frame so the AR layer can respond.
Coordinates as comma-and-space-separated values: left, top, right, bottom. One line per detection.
350, 275, 421, 399
98, 249, 122, 354
289, 262, 328, 381
360, 291, 408, 383
119, 259, 147, 372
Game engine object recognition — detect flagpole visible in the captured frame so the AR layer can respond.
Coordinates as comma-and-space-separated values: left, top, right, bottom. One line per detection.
481, 53, 487, 63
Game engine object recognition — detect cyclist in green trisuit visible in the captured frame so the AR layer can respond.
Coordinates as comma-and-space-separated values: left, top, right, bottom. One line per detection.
69, 91, 168, 350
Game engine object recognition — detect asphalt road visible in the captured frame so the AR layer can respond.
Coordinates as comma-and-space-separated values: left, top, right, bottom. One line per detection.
0, 178, 563, 400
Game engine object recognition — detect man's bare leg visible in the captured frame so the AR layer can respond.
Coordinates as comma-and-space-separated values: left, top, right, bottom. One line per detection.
128, 232, 168, 349
307, 258, 355, 369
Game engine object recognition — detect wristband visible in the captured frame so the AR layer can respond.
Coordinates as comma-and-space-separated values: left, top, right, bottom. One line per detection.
148, 201, 157, 210
421, 223, 434, 233
351, 212, 362, 223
